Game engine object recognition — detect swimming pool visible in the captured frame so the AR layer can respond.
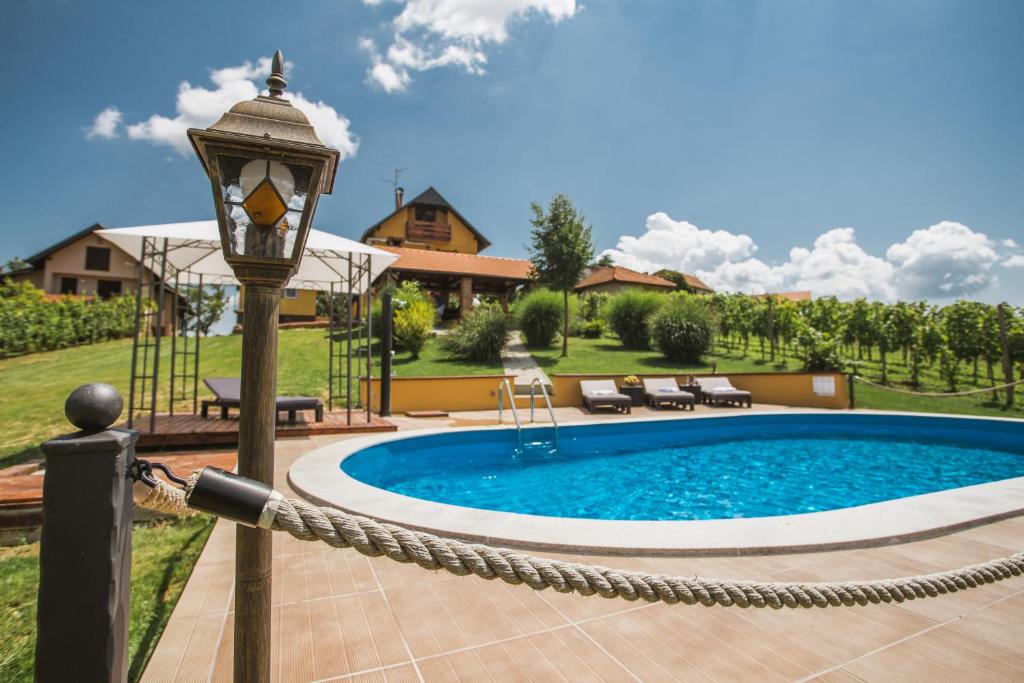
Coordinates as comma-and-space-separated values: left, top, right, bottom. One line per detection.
340, 413, 1024, 521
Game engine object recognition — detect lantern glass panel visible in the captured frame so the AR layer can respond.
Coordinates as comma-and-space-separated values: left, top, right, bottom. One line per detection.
216, 154, 315, 260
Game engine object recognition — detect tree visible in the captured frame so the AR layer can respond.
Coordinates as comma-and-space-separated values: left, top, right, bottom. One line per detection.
183, 285, 230, 336
944, 300, 985, 384
845, 298, 875, 360
3, 257, 28, 273
652, 269, 694, 293
595, 254, 615, 267
528, 194, 594, 357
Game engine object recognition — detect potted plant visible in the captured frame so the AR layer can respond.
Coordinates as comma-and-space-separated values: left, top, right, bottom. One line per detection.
619, 375, 644, 406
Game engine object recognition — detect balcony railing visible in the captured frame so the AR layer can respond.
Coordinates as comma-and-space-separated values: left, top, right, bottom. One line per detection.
406, 220, 451, 243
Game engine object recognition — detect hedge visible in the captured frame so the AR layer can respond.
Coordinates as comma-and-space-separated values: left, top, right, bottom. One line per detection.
0, 279, 138, 357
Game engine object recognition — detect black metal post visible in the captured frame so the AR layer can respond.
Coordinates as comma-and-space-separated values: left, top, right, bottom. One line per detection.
848, 372, 855, 409
169, 270, 180, 416
149, 238, 169, 434
127, 239, 148, 429
328, 281, 335, 412
193, 274, 203, 416
380, 292, 393, 417
346, 258, 353, 426
366, 255, 373, 423
36, 384, 135, 683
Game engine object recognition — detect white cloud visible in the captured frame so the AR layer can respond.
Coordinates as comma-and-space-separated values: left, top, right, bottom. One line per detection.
103, 57, 358, 159
360, 0, 578, 92
86, 106, 123, 139
600, 212, 757, 274
601, 216, 1021, 302
886, 221, 1004, 299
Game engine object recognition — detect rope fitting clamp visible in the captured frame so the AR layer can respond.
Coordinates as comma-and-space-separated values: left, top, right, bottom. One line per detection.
186, 466, 284, 529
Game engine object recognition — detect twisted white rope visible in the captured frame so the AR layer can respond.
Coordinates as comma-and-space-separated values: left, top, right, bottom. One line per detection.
268, 497, 1023, 608
136, 478, 1024, 608
853, 375, 1024, 397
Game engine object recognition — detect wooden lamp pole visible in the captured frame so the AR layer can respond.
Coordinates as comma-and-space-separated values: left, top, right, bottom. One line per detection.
187, 50, 339, 682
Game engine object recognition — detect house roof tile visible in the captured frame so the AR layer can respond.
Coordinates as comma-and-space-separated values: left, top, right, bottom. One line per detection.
381, 246, 533, 281
575, 266, 676, 290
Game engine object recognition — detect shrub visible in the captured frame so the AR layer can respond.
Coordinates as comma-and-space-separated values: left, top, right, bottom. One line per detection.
515, 289, 563, 347
605, 289, 665, 348
578, 292, 610, 322
443, 304, 509, 362
0, 279, 137, 357
798, 328, 844, 372
393, 300, 435, 358
580, 319, 605, 338
374, 281, 436, 356
649, 294, 715, 362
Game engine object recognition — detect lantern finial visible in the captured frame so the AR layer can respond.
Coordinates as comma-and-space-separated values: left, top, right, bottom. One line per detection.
267, 50, 287, 97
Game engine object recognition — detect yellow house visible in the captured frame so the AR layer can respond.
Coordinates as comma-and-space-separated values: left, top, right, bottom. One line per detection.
236, 286, 318, 324
361, 186, 491, 255
361, 187, 533, 316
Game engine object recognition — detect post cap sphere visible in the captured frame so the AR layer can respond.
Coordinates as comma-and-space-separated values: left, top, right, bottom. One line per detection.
65, 383, 124, 431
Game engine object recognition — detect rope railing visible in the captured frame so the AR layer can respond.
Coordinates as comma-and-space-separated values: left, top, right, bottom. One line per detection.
138, 473, 1024, 610
852, 374, 1024, 398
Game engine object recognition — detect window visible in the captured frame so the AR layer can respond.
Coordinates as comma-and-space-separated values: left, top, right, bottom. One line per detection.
386, 236, 402, 246
283, 288, 298, 299
414, 206, 437, 222
85, 246, 111, 271
59, 277, 78, 295
97, 280, 122, 299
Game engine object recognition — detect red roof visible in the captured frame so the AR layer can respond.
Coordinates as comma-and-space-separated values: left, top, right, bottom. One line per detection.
682, 273, 713, 293
575, 266, 676, 291
381, 246, 533, 281
751, 290, 812, 302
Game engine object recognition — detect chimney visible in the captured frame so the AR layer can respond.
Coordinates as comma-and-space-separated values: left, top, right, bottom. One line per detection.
394, 186, 404, 210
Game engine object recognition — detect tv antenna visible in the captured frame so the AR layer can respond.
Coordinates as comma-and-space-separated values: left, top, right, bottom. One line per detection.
380, 166, 410, 190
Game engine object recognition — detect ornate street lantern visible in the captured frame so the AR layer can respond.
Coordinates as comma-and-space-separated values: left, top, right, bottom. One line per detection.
187, 50, 339, 285
185, 50, 339, 683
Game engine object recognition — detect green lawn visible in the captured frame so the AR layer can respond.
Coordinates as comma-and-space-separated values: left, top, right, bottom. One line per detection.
0, 516, 214, 682
0, 330, 499, 468
384, 334, 504, 377
0, 328, 499, 680
529, 335, 1024, 420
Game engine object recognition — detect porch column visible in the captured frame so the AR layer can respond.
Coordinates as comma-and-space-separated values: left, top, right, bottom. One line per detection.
499, 293, 509, 315
459, 277, 473, 318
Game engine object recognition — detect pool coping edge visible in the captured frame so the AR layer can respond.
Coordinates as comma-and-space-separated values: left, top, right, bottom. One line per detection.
288, 410, 1024, 557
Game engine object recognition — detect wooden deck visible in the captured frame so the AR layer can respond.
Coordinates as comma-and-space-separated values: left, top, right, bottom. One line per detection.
130, 410, 396, 449
0, 451, 239, 530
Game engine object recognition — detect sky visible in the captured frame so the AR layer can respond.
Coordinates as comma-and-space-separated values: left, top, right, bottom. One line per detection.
2, 0, 1023, 304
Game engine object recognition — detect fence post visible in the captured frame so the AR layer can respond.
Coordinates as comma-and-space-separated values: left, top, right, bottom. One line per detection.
380, 293, 393, 417
36, 383, 136, 683
848, 373, 855, 409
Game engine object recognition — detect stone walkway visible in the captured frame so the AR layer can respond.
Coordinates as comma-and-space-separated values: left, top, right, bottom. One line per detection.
141, 408, 1024, 682
501, 332, 552, 389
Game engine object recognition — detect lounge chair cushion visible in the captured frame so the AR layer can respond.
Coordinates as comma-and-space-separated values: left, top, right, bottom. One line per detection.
694, 376, 735, 392
580, 380, 620, 396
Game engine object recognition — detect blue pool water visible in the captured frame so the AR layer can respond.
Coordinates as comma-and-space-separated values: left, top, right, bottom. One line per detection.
341, 414, 1024, 521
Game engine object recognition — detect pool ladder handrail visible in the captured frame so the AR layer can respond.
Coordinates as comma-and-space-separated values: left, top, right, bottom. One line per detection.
497, 379, 521, 429
528, 378, 558, 428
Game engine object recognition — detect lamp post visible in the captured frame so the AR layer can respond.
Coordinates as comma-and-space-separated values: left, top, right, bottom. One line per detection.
187, 50, 339, 682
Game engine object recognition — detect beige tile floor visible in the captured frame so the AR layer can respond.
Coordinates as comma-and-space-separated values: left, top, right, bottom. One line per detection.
142, 408, 1024, 682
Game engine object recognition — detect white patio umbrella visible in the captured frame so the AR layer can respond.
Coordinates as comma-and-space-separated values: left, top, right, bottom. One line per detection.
96, 220, 397, 291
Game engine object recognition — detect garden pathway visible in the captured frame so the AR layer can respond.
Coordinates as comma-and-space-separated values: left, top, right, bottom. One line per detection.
501, 331, 552, 390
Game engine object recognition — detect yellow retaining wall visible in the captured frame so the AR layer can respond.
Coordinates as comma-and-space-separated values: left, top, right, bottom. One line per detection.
551, 372, 850, 410
361, 375, 519, 413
